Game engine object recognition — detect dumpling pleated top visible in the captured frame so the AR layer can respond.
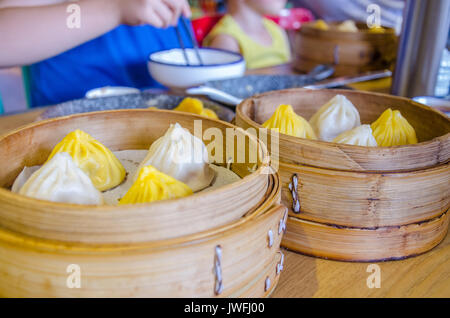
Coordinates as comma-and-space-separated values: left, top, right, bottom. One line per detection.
173, 97, 218, 119
138, 123, 214, 192
19, 152, 103, 205
371, 108, 418, 147
309, 95, 361, 142
119, 165, 192, 205
262, 104, 317, 139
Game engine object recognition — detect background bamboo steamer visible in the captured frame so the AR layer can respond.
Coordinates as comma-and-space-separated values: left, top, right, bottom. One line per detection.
293, 21, 398, 77
235, 88, 450, 261
0, 109, 271, 244
0, 174, 286, 297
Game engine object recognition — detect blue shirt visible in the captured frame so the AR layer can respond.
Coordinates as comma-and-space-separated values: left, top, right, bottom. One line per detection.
29, 19, 192, 107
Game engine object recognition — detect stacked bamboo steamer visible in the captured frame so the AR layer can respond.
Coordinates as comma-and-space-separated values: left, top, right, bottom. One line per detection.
236, 88, 450, 262
0, 109, 287, 297
293, 21, 398, 77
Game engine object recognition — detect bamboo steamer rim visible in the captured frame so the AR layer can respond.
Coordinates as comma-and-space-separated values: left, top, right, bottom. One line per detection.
236, 88, 450, 171
288, 208, 448, 231
0, 173, 282, 254
280, 157, 450, 176
0, 108, 270, 212
300, 20, 396, 39
283, 209, 448, 262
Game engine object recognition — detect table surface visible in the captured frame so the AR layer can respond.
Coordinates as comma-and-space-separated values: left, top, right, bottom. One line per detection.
0, 65, 448, 298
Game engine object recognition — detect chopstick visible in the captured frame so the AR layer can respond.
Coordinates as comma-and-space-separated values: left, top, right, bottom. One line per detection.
175, 25, 190, 66
180, 18, 204, 66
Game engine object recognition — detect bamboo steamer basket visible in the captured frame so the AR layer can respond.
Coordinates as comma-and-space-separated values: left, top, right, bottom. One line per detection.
0, 174, 286, 297
293, 21, 398, 77
0, 109, 271, 244
235, 88, 450, 261
0, 109, 287, 297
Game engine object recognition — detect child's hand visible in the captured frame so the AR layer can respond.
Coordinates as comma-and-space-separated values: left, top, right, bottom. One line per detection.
117, 0, 191, 28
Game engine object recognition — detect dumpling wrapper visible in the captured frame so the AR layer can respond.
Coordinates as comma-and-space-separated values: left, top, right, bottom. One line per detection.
19, 152, 103, 205
137, 123, 215, 192
310, 95, 361, 142
333, 124, 378, 147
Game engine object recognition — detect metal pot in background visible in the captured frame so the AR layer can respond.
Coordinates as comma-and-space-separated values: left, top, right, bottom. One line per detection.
391, 0, 450, 98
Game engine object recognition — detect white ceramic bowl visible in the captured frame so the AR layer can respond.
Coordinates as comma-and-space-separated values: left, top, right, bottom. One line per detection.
148, 48, 246, 88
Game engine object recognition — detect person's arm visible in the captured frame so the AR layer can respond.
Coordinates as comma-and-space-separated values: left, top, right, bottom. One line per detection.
0, 0, 191, 68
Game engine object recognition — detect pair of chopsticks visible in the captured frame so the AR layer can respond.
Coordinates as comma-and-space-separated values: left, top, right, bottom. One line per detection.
174, 18, 204, 66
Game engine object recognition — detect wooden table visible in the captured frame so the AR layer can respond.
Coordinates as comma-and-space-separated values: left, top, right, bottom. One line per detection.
0, 65, 448, 298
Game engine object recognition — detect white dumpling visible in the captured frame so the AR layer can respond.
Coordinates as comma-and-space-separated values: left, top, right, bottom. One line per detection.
18, 152, 104, 205
338, 20, 359, 32
333, 125, 378, 147
309, 95, 361, 142
137, 123, 214, 192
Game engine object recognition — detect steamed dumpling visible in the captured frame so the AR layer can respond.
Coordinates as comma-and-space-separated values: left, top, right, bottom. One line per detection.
119, 165, 192, 205
333, 125, 378, 147
47, 130, 126, 191
313, 19, 329, 31
338, 20, 359, 32
309, 95, 361, 142
19, 153, 103, 205
371, 108, 418, 146
262, 104, 317, 139
173, 97, 218, 119
137, 123, 214, 192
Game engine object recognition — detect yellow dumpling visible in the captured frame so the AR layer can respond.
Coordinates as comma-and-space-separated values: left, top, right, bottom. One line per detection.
262, 104, 317, 139
371, 108, 418, 147
173, 97, 219, 119
119, 165, 193, 205
46, 130, 126, 191
313, 19, 329, 31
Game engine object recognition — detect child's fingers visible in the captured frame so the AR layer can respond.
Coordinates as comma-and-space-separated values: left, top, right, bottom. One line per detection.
182, 1, 192, 18
144, 6, 164, 28
162, 0, 183, 26
153, 2, 173, 28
